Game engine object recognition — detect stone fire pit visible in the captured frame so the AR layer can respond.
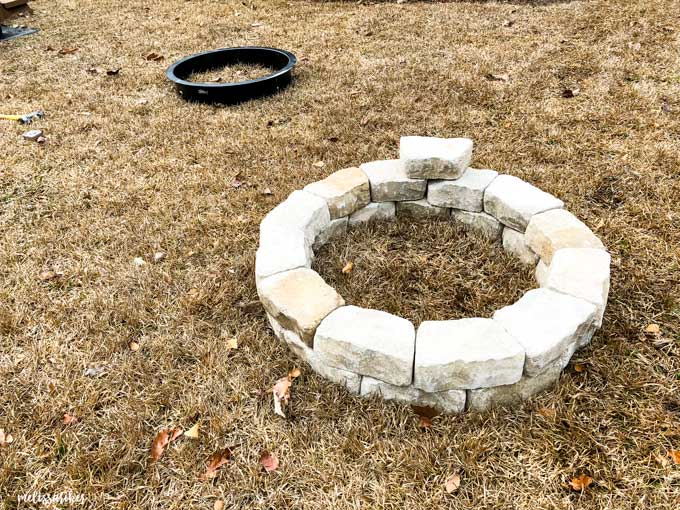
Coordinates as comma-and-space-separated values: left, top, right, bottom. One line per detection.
256, 137, 610, 413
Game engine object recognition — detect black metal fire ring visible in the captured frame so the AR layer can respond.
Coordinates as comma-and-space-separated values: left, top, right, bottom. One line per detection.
166, 46, 297, 105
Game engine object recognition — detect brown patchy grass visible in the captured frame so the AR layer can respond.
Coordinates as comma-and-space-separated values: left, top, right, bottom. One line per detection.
0, 0, 679, 508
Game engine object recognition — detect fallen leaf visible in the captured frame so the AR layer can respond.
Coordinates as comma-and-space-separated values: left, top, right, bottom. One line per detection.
153, 251, 166, 263
128, 340, 140, 352
562, 87, 580, 98
214, 500, 225, 510
226, 337, 238, 350
202, 447, 232, 479
569, 473, 593, 491
655, 453, 670, 467
342, 262, 354, 274
272, 377, 292, 418
644, 323, 661, 338
58, 47, 79, 55
260, 451, 279, 472
288, 367, 301, 379
106, 68, 121, 76
485, 73, 510, 82
144, 52, 165, 62
419, 416, 433, 429
184, 422, 200, 439
0, 428, 14, 446
537, 407, 557, 420
445, 472, 461, 493
169, 427, 183, 443
63, 413, 78, 425
150, 429, 170, 461
39, 270, 59, 281
574, 363, 585, 373
669, 450, 680, 465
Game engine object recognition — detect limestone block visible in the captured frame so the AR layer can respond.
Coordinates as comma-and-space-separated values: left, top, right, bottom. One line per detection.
260, 190, 330, 247
313, 217, 348, 251
348, 202, 395, 226
258, 268, 344, 346
484, 175, 564, 232
360, 159, 427, 202
256, 229, 312, 283
493, 288, 597, 376
525, 208, 605, 264
427, 168, 498, 212
535, 260, 549, 287
400, 136, 473, 179
396, 199, 450, 220
451, 210, 503, 240
543, 248, 611, 328
414, 318, 525, 392
303, 167, 370, 219
360, 377, 465, 414
502, 227, 539, 265
315, 305, 415, 386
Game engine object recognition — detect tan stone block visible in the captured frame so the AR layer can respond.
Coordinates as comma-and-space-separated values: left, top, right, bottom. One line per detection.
304, 167, 370, 219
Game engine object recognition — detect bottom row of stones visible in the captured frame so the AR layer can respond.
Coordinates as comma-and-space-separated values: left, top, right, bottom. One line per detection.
262, 265, 599, 413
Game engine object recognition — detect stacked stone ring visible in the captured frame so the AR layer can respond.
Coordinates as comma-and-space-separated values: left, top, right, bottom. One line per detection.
256, 137, 610, 413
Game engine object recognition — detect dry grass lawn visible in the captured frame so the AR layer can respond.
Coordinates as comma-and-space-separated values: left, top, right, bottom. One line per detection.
1, 0, 679, 508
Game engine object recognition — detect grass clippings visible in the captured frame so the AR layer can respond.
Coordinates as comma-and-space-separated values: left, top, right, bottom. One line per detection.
0, 0, 679, 509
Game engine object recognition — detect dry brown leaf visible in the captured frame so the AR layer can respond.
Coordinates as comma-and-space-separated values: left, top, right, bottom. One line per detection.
58, 47, 79, 55
0, 428, 14, 446
486, 72, 510, 82
260, 451, 279, 472
574, 363, 585, 373
272, 376, 292, 417
169, 427, 183, 443
537, 407, 557, 420
669, 450, 680, 465
144, 52, 165, 61
213, 500, 225, 510
202, 447, 232, 479
128, 340, 140, 352
184, 422, 200, 439
226, 337, 238, 350
569, 474, 593, 491
419, 416, 433, 429
644, 323, 661, 338
150, 429, 170, 461
342, 261, 354, 274
445, 472, 461, 493
288, 367, 301, 379
63, 413, 78, 425
106, 68, 121, 76
39, 270, 59, 281
562, 87, 580, 98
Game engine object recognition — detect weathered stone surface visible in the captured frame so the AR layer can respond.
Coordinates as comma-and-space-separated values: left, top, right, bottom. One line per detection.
493, 288, 597, 376
484, 175, 564, 232
313, 217, 348, 251
396, 199, 450, 220
543, 248, 611, 328
400, 136, 473, 179
360, 377, 465, 414
502, 227, 539, 265
260, 190, 330, 247
303, 167, 370, 219
467, 357, 564, 412
525, 208, 605, 264
451, 210, 502, 240
256, 230, 312, 283
360, 159, 427, 202
535, 260, 549, 286
315, 305, 415, 386
414, 318, 525, 392
348, 202, 395, 226
427, 168, 498, 212
258, 268, 344, 346
266, 314, 361, 394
